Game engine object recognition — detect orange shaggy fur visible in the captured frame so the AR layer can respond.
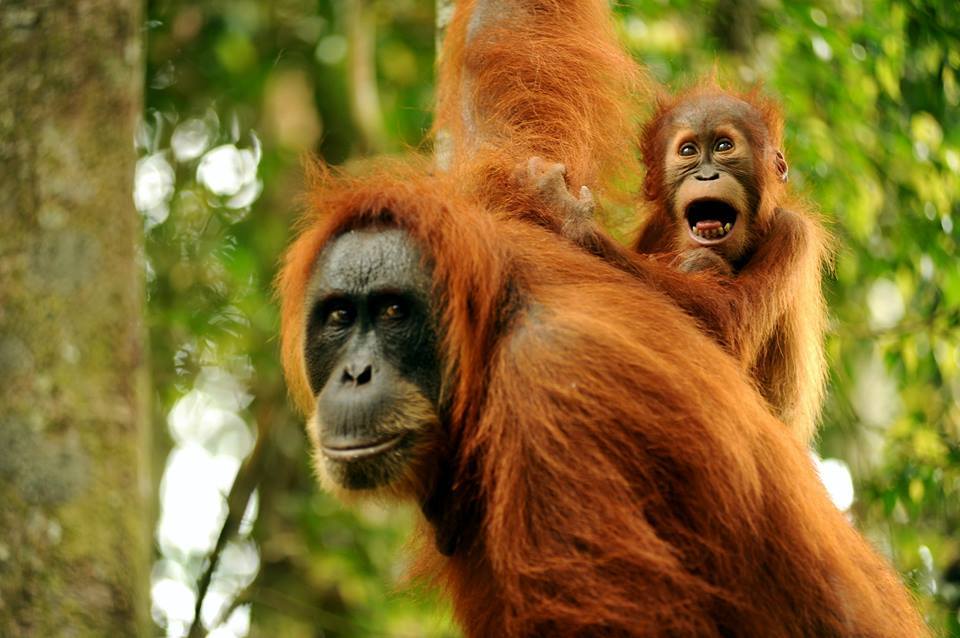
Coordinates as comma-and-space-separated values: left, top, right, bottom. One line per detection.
279, 165, 926, 636
433, 0, 645, 229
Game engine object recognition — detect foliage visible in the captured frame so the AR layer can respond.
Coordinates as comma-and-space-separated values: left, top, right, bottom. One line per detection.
141, 0, 959, 635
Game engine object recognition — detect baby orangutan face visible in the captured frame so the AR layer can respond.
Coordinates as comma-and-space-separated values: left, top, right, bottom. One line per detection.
661, 94, 786, 265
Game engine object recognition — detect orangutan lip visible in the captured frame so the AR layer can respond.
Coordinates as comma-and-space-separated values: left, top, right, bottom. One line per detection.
322, 433, 406, 461
685, 198, 737, 246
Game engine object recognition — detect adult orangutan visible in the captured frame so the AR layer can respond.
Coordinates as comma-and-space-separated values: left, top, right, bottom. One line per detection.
528, 85, 831, 442
278, 0, 917, 634
278, 164, 926, 637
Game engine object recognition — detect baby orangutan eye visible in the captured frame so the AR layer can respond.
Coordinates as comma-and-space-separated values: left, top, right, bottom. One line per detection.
679, 142, 699, 157
715, 138, 733, 152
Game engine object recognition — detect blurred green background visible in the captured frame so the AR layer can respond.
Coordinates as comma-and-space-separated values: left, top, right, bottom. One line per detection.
136, 1, 960, 636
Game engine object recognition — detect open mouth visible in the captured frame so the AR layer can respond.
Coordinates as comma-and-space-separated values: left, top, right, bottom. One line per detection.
322, 433, 407, 461
685, 199, 738, 244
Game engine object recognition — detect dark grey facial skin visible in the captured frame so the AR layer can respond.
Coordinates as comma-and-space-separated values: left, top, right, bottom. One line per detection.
303, 228, 441, 474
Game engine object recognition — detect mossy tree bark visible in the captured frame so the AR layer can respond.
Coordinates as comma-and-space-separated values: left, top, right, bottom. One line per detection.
0, 2, 150, 636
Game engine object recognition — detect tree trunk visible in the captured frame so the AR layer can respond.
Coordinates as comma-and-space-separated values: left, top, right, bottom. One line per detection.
709, 0, 759, 55
0, 2, 150, 636
346, 0, 387, 154
434, 0, 456, 169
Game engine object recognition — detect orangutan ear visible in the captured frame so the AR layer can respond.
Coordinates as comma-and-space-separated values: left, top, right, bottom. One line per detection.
775, 150, 789, 183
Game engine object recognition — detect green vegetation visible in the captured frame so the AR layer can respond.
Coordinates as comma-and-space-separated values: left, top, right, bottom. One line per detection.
141, 1, 959, 635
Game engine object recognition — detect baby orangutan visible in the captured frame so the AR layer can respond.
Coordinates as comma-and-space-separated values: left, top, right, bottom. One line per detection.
518, 86, 830, 442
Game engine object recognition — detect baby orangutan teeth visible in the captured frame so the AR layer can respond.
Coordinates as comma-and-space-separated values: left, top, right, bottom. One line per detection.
692, 222, 733, 240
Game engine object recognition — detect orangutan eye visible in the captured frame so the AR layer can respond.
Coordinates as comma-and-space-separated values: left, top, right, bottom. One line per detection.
325, 302, 354, 328
378, 295, 409, 322
715, 138, 734, 152
679, 142, 698, 157
382, 303, 404, 320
